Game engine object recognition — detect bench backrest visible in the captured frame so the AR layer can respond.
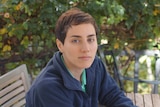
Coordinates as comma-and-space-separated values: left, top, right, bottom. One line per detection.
0, 64, 30, 107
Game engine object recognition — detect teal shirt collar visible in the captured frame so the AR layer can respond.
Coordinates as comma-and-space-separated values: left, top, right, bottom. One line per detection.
81, 70, 86, 92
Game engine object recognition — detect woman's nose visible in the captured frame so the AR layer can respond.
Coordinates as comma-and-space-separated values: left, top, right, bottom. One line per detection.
81, 41, 90, 52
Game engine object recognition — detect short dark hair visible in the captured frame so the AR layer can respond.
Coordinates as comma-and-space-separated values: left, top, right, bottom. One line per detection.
55, 8, 99, 44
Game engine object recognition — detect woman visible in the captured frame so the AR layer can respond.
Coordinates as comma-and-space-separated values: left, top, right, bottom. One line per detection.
26, 8, 136, 107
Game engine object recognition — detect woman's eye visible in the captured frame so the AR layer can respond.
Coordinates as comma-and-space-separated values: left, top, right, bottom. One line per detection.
88, 38, 95, 42
72, 39, 80, 43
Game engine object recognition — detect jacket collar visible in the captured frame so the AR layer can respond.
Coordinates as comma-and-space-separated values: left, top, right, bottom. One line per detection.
52, 51, 96, 93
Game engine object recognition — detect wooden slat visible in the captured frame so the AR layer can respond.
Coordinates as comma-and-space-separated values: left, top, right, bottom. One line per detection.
0, 74, 21, 89
143, 94, 153, 107
0, 86, 24, 104
21, 71, 30, 92
134, 93, 144, 107
1, 92, 25, 107
152, 94, 160, 107
126, 93, 135, 104
12, 98, 26, 107
0, 80, 23, 97
98, 93, 160, 107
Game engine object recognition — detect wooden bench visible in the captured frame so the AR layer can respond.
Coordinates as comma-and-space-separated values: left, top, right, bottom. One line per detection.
99, 93, 160, 107
126, 93, 160, 107
0, 64, 30, 107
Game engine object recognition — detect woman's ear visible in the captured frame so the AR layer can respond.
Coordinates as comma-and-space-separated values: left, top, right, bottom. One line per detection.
56, 39, 63, 53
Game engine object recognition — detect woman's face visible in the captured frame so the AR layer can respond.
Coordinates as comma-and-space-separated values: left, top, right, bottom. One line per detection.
56, 23, 98, 72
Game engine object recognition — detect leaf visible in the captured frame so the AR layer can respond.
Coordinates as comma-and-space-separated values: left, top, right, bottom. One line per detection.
12, 0, 20, 4
125, 17, 134, 29
24, 5, 31, 16
0, 36, 2, 41
20, 36, 29, 48
23, 21, 28, 30
2, 45, 11, 52
8, 24, 24, 39
153, 27, 160, 36
0, 43, 3, 48
0, 28, 7, 35
114, 42, 119, 49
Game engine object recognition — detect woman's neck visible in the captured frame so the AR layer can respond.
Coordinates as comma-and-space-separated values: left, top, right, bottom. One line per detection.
69, 69, 84, 81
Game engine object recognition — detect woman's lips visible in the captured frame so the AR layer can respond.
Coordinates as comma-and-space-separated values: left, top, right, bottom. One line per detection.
78, 56, 92, 60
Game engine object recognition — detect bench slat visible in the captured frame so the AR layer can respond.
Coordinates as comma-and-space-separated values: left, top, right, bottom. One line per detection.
126, 93, 135, 104
0, 74, 21, 89
143, 94, 153, 107
12, 98, 26, 107
0, 80, 23, 97
0, 86, 24, 104
152, 94, 160, 107
134, 93, 144, 107
2, 92, 25, 107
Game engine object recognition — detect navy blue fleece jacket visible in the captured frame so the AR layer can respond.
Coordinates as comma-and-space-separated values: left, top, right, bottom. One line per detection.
25, 51, 136, 107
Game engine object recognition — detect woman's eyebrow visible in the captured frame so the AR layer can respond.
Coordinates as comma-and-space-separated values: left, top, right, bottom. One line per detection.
70, 35, 81, 38
70, 34, 96, 38
87, 34, 96, 37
